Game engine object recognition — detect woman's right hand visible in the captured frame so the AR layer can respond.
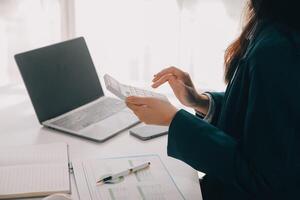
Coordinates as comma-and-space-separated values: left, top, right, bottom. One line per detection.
152, 66, 210, 115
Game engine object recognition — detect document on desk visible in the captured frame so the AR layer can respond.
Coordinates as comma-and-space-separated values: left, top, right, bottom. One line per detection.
73, 155, 184, 200
0, 143, 70, 199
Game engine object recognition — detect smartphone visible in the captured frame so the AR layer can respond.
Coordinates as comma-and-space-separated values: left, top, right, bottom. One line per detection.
129, 125, 168, 141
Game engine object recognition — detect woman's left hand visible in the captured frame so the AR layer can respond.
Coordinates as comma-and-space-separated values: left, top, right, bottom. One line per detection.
125, 96, 178, 126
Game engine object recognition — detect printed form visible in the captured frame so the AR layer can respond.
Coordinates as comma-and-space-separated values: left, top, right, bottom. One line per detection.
73, 155, 184, 200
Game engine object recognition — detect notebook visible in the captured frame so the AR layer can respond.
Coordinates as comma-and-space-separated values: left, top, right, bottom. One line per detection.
0, 143, 70, 199
73, 155, 184, 200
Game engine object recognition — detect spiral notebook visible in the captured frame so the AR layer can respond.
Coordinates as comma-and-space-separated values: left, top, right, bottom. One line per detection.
0, 143, 70, 199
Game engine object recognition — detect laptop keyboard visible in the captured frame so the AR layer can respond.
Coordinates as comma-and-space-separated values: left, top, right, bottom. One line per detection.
50, 98, 126, 131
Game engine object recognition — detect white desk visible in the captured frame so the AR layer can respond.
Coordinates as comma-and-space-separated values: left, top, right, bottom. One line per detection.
0, 84, 202, 200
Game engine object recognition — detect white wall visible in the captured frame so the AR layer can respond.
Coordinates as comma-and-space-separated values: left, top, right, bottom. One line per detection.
75, 0, 246, 93
0, 0, 246, 93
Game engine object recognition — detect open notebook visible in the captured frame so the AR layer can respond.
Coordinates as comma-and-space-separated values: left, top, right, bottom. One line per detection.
0, 143, 70, 199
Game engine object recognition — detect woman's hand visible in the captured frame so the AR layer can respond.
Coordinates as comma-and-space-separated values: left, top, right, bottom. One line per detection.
126, 96, 178, 126
152, 66, 209, 115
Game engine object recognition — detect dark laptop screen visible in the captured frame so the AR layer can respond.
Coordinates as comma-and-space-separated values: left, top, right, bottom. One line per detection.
15, 37, 104, 123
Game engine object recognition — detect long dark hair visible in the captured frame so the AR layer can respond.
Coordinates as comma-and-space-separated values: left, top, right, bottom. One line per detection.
224, 0, 300, 83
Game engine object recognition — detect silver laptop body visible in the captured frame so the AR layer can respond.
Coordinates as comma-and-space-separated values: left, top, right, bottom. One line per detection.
15, 37, 139, 142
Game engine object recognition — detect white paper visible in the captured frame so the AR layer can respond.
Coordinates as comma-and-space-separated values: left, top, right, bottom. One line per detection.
104, 74, 168, 101
73, 155, 184, 200
0, 143, 70, 199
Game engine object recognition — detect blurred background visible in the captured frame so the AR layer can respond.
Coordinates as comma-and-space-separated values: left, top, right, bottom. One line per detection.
0, 0, 246, 94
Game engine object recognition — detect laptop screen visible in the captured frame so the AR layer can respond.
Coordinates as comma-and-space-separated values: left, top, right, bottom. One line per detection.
15, 37, 104, 123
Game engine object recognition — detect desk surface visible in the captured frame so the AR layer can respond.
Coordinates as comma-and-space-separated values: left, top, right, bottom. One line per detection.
0, 84, 202, 200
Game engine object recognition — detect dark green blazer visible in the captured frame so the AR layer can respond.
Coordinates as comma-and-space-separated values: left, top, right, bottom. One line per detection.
168, 21, 300, 200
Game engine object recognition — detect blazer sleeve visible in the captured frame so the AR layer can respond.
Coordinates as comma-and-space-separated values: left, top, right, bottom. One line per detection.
167, 42, 300, 198
205, 92, 224, 126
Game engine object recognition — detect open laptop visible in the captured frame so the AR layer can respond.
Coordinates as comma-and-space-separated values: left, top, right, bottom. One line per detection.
14, 37, 139, 142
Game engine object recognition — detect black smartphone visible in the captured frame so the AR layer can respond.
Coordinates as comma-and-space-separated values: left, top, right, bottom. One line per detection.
129, 125, 168, 141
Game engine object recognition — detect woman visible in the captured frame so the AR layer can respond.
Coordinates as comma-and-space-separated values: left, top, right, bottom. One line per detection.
126, 0, 300, 199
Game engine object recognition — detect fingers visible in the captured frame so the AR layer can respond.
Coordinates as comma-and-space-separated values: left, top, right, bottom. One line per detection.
126, 101, 143, 112
152, 74, 176, 88
126, 101, 149, 122
153, 66, 183, 82
126, 101, 138, 111
168, 76, 184, 93
126, 96, 154, 106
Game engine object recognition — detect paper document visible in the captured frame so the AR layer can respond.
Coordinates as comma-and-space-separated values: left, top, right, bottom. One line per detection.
0, 143, 70, 199
104, 74, 168, 101
73, 155, 184, 200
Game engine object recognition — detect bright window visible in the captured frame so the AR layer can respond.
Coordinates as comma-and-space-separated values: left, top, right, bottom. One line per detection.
75, 0, 245, 92
0, 0, 245, 93
0, 0, 68, 86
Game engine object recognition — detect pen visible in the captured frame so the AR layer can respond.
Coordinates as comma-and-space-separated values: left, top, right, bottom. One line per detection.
96, 162, 151, 184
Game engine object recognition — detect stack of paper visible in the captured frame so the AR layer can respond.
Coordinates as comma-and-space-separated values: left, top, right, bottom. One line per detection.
0, 143, 70, 199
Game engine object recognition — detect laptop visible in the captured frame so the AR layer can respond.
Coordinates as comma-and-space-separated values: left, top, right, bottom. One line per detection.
14, 37, 140, 142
